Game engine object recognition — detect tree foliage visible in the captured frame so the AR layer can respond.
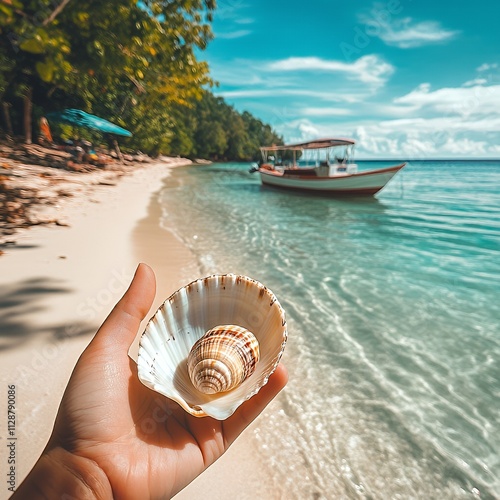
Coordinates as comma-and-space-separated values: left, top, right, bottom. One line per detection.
169, 91, 282, 161
0, 0, 281, 159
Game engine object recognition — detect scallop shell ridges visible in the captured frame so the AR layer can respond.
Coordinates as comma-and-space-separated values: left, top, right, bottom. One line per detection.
137, 274, 287, 420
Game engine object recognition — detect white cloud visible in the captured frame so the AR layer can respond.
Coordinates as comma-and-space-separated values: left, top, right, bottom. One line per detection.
219, 89, 357, 102
216, 29, 251, 39
274, 113, 500, 159
266, 55, 394, 86
211, 56, 379, 104
355, 125, 400, 155
463, 78, 487, 87
351, 115, 500, 158
219, 89, 284, 98
300, 107, 352, 116
273, 119, 342, 145
215, 0, 248, 22
441, 138, 487, 155
234, 17, 254, 25
393, 83, 500, 117
266, 74, 500, 158
359, 10, 460, 48
297, 121, 322, 139
210, 58, 350, 94
270, 76, 500, 157
477, 63, 498, 72
373, 116, 500, 134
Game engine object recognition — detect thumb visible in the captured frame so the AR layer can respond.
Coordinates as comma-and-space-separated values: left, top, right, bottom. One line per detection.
91, 263, 156, 352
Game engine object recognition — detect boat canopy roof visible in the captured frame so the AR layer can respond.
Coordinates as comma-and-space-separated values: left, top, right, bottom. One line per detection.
261, 137, 355, 152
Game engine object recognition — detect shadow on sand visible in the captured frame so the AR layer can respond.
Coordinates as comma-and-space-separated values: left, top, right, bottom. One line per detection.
0, 277, 95, 351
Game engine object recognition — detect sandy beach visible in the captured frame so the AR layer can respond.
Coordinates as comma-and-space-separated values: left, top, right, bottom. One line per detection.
0, 156, 278, 499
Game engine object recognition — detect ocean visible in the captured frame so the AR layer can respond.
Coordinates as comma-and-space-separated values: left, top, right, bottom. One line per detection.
159, 160, 500, 499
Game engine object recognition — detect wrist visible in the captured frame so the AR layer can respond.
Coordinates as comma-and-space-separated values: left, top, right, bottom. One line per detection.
12, 446, 112, 499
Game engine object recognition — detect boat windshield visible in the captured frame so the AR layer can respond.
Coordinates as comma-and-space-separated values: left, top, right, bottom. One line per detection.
261, 144, 355, 168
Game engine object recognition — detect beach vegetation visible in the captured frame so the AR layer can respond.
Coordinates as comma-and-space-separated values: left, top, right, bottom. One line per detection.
168, 91, 282, 161
0, 0, 281, 159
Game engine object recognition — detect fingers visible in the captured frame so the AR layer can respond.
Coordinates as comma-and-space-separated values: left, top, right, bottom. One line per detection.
222, 363, 288, 447
92, 263, 156, 351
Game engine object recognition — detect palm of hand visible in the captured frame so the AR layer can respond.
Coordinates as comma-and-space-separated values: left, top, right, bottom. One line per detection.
53, 347, 227, 499
45, 264, 287, 499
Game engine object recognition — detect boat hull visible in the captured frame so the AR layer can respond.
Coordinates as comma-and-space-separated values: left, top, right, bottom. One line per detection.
258, 164, 405, 196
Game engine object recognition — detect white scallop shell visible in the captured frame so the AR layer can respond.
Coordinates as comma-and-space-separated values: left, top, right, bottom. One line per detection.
137, 274, 287, 420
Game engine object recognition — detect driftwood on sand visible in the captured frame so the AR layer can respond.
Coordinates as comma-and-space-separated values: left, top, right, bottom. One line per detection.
0, 139, 156, 249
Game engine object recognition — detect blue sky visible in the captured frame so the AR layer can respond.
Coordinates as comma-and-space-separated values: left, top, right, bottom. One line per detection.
199, 0, 500, 158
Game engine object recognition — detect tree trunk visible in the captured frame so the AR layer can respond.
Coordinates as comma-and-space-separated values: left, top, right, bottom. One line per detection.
113, 138, 124, 163
23, 87, 32, 144
1, 102, 14, 137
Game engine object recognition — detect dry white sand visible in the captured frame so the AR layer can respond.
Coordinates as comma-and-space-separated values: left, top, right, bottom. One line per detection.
0, 159, 278, 499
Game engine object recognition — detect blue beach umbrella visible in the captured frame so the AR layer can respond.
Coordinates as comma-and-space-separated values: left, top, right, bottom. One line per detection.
46, 109, 132, 137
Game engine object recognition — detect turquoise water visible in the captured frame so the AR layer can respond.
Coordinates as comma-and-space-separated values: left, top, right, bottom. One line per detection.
159, 161, 500, 499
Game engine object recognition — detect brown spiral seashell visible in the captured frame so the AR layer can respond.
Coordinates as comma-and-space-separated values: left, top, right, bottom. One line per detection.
187, 325, 260, 395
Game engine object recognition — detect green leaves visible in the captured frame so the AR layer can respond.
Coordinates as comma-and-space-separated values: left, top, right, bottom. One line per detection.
19, 35, 45, 54
0, 2, 13, 20
167, 91, 282, 160
35, 60, 54, 81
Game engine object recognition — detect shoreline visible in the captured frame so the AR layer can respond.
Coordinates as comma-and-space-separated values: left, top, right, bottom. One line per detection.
128, 178, 201, 359
0, 157, 277, 498
131, 170, 278, 499
0, 158, 193, 489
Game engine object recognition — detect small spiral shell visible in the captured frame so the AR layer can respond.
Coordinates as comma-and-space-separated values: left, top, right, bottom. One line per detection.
187, 325, 260, 395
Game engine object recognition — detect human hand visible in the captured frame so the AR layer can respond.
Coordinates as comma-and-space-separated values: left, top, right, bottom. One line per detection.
13, 264, 287, 499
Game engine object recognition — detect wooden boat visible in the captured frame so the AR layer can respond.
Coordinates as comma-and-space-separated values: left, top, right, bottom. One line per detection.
252, 138, 405, 196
